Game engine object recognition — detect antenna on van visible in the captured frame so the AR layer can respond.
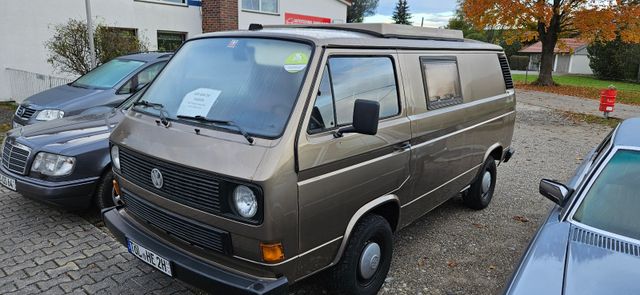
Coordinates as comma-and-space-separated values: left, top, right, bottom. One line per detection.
249, 23, 263, 31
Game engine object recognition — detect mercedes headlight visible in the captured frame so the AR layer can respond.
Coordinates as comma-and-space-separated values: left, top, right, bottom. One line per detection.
35, 109, 65, 121
31, 152, 75, 176
110, 145, 120, 170
233, 185, 258, 219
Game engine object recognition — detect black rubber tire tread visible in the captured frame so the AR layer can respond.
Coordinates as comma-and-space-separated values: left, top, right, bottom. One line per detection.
463, 156, 497, 210
94, 169, 115, 210
326, 214, 393, 295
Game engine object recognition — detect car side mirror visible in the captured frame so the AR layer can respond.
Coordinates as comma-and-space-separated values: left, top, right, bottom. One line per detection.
334, 99, 380, 138
539, 179, 572, 206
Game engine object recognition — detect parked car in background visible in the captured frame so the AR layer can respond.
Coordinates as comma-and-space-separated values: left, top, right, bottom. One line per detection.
12, 52, 171, 128
0, 91, 143, 210
505, 118, 640, 295
105, 23, 515, 294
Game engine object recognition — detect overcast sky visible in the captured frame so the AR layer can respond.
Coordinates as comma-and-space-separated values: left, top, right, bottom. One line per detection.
363, 0, 458, 28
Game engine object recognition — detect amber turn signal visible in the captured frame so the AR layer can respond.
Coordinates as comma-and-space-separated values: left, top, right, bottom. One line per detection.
261, 242, 285, 263
112, 179, 121, 196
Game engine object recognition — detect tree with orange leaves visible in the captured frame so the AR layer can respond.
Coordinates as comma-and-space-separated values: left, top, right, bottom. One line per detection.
462, 0, 640, 86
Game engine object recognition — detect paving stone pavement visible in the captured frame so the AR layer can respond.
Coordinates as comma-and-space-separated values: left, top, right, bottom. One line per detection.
0, 186, 204, 295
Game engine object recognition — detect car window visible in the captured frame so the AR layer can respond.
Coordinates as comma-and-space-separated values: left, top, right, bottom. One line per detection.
308, 56, 399, 133
119, 62, 167, 94
421, 57, 463, 110
573, 149, 640, 240
72, 59, 145, 89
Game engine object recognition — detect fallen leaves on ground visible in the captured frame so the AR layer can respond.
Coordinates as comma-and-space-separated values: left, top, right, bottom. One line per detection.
512, 215, 530, 223
515, 82, 640, 106
447, 260, 458, 268
472, 223, 485, 228
563, 111, 622, 128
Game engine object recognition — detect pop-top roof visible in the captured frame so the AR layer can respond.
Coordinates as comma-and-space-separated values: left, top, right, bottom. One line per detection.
263, 23, 464, 41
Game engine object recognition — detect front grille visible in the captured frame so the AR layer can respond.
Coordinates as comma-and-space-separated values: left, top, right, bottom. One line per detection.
498, 54, 514, 89
2, 139, 31, 175
123, 190, 232, 254
16, 105, 36, 119
119, 147, 222, 215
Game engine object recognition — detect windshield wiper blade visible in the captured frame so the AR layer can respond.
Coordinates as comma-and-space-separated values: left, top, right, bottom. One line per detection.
177, 115, 254, 144
133, 100, 170, 127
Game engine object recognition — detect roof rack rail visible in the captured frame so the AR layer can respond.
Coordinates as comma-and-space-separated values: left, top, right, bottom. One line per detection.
264, 23, 464, 41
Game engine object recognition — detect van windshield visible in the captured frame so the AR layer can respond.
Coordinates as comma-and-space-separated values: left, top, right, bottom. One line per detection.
136, 38, 313, 138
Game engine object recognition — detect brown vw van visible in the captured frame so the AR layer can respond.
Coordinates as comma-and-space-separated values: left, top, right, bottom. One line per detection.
104, 23, 515, 294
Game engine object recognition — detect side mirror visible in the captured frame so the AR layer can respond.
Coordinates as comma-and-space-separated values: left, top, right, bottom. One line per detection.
334, 99, 380, 138
539, 179, 572, 206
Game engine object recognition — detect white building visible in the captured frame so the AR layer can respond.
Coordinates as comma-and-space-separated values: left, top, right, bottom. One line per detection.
0, 0, 349, 101
519, 38, 594, 75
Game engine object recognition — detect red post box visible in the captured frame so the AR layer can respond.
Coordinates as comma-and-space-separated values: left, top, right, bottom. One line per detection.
599, 86, 617, 118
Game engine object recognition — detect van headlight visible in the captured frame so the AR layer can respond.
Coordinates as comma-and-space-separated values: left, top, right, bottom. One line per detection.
110, 145, 120, 170
31, 152, 75, 176
35, 109, 65, 121
233, 185, 258, 219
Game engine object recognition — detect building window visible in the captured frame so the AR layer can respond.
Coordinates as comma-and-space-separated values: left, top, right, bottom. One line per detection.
137, 0, 186, 4
242, 0, 278, 13
308, 57, 400, 133
421, 57, 463, 110
157, 31, 186, 52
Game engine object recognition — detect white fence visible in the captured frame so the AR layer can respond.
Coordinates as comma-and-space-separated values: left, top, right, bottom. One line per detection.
5, 68, 75, 102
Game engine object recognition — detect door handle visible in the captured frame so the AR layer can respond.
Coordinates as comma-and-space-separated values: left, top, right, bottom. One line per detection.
394, 141, 411, 151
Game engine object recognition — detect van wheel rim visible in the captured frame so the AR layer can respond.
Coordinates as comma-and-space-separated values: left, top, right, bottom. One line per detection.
359, 242, 381, 280
481, 171, 492, 195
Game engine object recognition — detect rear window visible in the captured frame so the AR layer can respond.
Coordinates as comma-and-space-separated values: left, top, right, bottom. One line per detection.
573, 149, 640, 240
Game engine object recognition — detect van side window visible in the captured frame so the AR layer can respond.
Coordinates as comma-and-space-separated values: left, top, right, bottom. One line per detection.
421, 57, 463, 110
309, 56, 400, 133
309, 66, 336, 133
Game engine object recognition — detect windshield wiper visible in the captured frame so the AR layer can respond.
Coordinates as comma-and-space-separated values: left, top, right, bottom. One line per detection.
133, 100, 170, 127
177, 115, 254, 144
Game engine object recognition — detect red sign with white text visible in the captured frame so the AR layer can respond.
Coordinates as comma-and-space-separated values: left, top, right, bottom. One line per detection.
285, 13, 332, 25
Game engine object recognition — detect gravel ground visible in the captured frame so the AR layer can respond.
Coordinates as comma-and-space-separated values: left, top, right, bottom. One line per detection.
0, 100, 613, 295
290, 103, 611, 295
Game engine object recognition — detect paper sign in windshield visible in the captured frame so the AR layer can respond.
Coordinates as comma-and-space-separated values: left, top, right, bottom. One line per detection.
177, 88, 221, 117
284, 52, 309, 73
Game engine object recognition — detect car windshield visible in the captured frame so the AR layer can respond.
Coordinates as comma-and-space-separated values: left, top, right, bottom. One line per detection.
72, 59, 145, 89
135, 38, 312, 138
573, 149, 640, 240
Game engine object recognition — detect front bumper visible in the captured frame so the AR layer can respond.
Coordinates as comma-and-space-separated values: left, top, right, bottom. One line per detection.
102, 208, 289, 295
0, 166, 98, 209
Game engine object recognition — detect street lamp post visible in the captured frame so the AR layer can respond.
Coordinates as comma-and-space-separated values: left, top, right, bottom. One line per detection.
85, 0, 97, 69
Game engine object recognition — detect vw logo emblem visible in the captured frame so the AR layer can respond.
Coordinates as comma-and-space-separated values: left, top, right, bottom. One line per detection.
150, 168, 163, 189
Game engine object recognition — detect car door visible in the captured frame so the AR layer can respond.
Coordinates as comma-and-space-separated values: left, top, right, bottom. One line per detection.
295, 49, 412, 273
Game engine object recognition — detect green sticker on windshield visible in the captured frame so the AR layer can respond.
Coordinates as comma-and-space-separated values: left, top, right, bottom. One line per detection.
284, 52, 309, 73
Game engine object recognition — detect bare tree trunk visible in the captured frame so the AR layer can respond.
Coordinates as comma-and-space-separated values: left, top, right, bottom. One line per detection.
533, 4, 561, 86
536, 37, 558, 86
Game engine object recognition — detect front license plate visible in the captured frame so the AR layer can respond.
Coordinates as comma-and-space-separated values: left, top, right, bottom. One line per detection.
128, 239, 172, 276
0, 173, 16, 191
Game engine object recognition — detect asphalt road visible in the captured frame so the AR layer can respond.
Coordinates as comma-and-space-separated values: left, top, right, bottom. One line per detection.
291, 102, 611, 294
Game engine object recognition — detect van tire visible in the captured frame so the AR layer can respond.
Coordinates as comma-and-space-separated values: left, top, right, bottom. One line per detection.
326, 214, 393, 295
463, 156, 497, 210
94, 170, 115, 210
